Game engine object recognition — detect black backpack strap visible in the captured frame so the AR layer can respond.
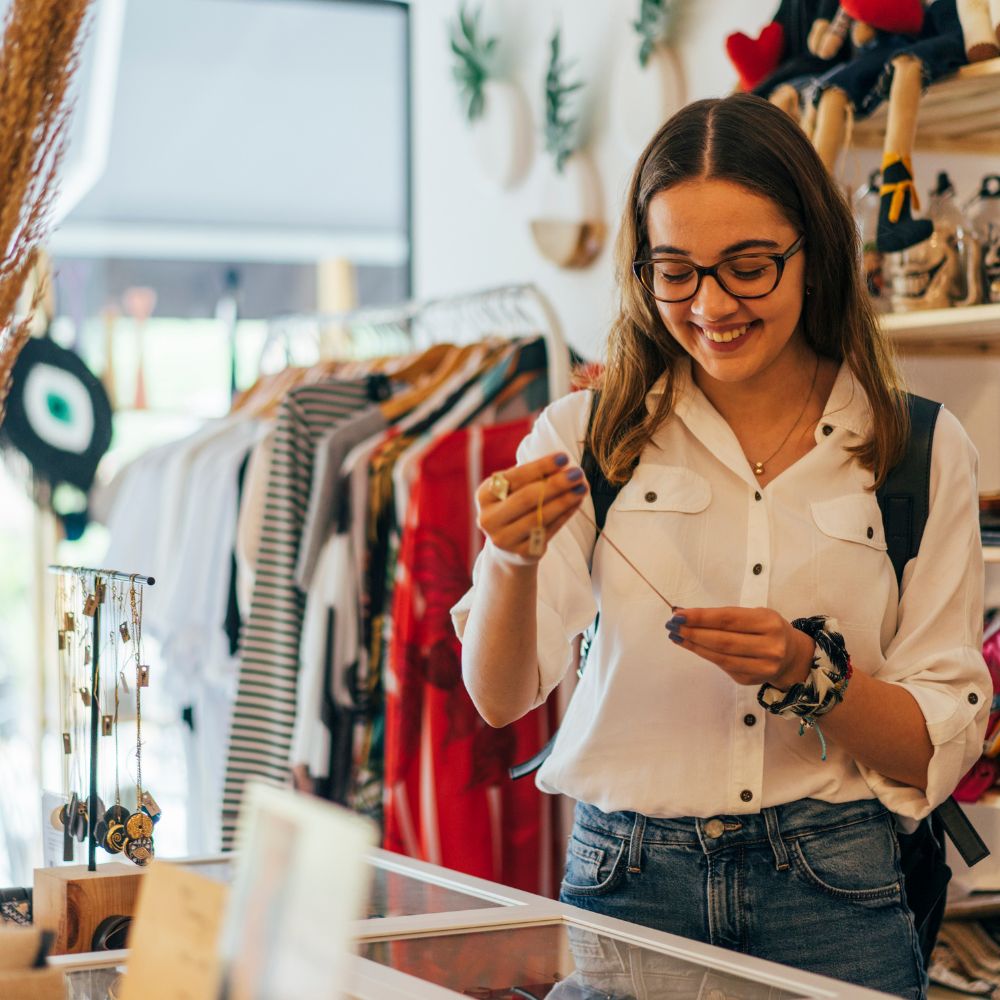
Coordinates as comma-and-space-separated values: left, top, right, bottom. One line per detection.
581, 390, 619, 533
875, 394, 988, 868
876, 393, 940, 590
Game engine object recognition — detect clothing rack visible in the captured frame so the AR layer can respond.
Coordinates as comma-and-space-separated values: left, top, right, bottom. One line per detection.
46, 564, 154, 871
262, 283, 572, 403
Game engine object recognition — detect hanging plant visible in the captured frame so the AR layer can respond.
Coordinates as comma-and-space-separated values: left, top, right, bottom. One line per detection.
543, 29, 583, 174
0, 0, 92, 427
633, 0, 682, 67
448, 4, 498, 123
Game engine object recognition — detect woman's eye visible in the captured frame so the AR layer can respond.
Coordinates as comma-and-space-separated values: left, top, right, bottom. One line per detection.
731, 267, 767, 280
655, 267, 693, 283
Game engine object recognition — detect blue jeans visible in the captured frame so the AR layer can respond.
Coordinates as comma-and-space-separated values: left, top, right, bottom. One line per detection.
559, 798, 926, 999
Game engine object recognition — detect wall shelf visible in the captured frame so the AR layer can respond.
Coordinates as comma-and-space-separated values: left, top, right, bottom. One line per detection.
880, 303, 1000, 354
853, 57, 1000, 155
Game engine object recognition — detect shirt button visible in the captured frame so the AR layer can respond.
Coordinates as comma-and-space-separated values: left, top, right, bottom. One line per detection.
754, 491, 762, 502
822, 424, 833, 436
645, 491, 657, 503
866, 526, 874, 539
704, 818, 725, 838
740, 789, 753, 803
752, 563, 763, 575
744, 714, 756, 727
969, 692, 980, 705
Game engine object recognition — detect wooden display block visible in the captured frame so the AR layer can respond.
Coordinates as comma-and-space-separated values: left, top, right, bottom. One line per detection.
33, 863, 142, 955
0, 968, 65, 999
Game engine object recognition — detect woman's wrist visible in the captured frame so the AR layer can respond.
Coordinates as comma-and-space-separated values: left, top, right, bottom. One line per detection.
772, 629, 817, 692
485, 540, 540, 572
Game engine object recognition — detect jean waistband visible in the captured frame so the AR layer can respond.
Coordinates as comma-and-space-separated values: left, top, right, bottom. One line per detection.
573, 798, 889, 856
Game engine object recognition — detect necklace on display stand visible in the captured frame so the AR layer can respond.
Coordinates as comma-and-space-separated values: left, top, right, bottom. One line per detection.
124, 577, 154, 866
99, 582, 130, 854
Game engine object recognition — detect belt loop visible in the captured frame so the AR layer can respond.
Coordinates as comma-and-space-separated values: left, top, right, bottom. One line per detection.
628, 812, 646, 873
763, 807, 790, 872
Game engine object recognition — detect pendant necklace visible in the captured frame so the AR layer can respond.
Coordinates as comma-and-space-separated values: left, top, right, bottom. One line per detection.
750, 355, 820, 478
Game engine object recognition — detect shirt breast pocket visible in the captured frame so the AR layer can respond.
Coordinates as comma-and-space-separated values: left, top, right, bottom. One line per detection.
810, 494, 890, 628
609, 465, 711, 603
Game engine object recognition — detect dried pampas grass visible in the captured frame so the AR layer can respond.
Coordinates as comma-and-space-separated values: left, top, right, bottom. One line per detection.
0, 0, 91, 425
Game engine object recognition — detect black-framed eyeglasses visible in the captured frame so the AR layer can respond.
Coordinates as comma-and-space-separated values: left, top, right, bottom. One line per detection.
632, 235, 806, 303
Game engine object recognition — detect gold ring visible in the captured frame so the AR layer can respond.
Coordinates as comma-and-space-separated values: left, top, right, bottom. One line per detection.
488, 473, 510, 501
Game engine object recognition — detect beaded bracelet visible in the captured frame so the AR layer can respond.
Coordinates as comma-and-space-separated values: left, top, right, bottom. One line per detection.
757, 615, 853, 760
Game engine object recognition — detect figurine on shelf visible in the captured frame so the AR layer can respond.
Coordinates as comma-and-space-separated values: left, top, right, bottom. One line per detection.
808, 0, 975, 253
958, 0, 1000, 59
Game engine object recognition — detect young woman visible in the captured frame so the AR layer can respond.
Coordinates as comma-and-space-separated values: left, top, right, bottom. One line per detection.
452, 95, 990, 998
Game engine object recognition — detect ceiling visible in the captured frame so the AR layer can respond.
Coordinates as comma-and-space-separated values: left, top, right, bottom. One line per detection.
45, 0, 410, 263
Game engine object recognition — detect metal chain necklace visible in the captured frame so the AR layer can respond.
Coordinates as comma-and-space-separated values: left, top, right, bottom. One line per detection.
751, 354, 820, 477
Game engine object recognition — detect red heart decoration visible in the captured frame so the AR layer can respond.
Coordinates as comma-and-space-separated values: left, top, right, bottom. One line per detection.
843, 0, 924, 36
726, 22, 785, 92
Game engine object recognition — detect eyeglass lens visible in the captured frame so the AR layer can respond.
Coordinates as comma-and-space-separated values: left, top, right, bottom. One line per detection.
639, 255, 781, 302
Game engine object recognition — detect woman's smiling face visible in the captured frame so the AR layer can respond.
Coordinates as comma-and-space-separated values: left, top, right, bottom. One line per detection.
644, 177, 808, 385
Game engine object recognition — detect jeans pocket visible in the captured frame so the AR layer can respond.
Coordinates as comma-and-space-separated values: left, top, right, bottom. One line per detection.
560, 826, 628, 898
791, 816, 903, 901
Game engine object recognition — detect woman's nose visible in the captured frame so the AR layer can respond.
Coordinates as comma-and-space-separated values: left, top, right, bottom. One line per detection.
690, 273, 739, 319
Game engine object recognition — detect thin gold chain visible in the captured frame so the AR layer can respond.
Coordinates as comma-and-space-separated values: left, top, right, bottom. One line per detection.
752, 354, 821, 475
576, 508, 677, 612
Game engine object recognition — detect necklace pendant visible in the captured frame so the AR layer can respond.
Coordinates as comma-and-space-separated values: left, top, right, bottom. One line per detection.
753, 462, 765, 476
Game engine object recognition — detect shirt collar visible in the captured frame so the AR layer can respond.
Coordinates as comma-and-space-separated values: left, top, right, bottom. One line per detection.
646, 357, 871, 441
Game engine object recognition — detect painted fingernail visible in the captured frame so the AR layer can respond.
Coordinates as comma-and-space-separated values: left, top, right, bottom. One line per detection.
554, 453, 569, 466
572, 483, 587, 493
667, 615, 686, 628
566, 467, 583, 481
668, 632, 684, 644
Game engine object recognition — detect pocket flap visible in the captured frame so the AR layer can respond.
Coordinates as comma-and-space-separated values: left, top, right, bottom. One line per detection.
811, 494, 887, 550
615, 465, 711, 514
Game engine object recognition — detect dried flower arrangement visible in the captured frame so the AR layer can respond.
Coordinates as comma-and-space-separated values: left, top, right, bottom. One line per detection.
0, 0, 92, 426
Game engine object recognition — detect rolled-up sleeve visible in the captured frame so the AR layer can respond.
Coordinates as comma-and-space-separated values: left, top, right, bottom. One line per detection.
451, 392, 599, 706
858, 408, 991, 820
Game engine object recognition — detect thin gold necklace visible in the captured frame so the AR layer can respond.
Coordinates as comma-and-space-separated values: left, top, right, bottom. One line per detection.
751, 355, 820, 477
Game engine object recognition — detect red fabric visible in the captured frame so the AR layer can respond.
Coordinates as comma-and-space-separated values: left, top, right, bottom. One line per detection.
955, 759, 1000, 803
383, 419, 562, 897
842, 0, 924, 35
726, 22, 785, 92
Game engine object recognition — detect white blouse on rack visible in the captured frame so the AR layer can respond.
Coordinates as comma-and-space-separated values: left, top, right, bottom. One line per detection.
452, 360, 991, 823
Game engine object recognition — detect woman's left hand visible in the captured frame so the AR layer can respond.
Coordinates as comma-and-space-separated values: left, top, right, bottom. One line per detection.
665, 606, 815, 690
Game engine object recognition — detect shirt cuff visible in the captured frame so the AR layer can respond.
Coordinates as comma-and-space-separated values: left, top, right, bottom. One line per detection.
858, 673, 990, 821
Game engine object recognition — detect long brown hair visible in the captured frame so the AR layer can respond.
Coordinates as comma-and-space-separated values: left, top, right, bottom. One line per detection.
591, 94, 907, 488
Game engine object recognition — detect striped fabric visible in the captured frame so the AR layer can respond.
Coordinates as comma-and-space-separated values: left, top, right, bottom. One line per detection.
222, 380, 375, 847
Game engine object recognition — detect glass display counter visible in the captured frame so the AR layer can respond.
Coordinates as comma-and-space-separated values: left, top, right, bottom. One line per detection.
51, 848, 889, 999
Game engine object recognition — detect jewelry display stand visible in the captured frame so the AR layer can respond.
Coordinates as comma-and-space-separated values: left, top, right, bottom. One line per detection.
33, 566, 154, 955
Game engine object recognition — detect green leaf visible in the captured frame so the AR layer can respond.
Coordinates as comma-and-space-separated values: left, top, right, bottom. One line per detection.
447, 3, 499, 125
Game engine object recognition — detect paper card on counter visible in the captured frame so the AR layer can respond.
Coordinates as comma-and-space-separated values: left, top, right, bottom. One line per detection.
217, 783, 376, 1000
118, 861, 228, 1000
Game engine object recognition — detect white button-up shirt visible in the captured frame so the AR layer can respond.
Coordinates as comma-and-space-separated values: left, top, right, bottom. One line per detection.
452, 361, 991, 822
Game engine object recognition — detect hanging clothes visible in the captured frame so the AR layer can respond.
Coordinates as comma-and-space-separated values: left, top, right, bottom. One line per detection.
221, 378, 384, 846
384, 417, 562, 896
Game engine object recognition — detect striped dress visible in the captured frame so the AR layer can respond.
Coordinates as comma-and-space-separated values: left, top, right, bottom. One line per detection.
222, 379, 375, 847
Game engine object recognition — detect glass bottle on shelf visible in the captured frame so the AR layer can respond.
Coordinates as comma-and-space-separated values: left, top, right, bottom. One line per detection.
967, 175, 1000, 305
887, 171, 971, 314
854, 170, 887, 313
927, 171, 980, 307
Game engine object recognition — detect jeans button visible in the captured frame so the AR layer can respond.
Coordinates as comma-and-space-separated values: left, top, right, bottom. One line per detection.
704, 818, 725, 838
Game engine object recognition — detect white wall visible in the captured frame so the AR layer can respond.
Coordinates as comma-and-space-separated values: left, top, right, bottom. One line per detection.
411, 0, 1000, 489
411, 0, 778, 357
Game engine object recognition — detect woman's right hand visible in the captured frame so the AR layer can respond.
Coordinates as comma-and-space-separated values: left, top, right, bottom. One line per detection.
475, 452, 589, 563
